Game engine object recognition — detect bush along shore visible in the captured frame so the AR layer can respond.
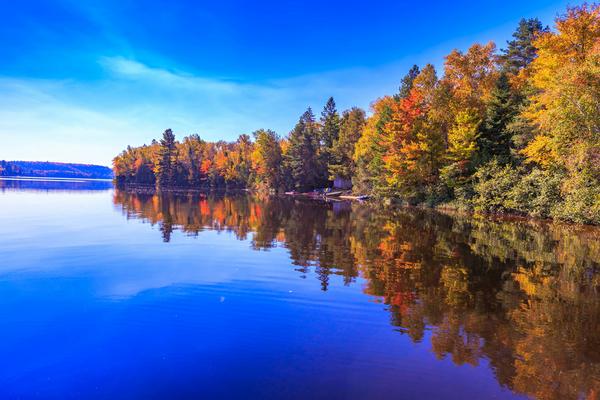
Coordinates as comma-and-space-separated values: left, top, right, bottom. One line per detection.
114, 4, 600, 225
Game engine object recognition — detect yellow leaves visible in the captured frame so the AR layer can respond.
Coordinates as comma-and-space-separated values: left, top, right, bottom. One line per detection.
251, 129, 282, 188
447, 109, 480, 164
353, 119, 376, 161
413, 64, 438, 94
521, 134, 558, 167
279, 138, 290, 155
353, 96, 395, 162
528, 4, 599, 102
250, 147, 267, 176
523, 4, 600, 167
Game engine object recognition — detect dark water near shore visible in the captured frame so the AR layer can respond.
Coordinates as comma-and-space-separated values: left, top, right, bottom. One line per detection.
1, 178, 600, 399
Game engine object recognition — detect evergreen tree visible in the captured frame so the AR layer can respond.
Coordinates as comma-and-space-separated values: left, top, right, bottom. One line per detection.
396, 64, 420, 100
285, 108, 322, 191
320, 97, 340, 149
156, 129, 177, 186
319, 97, 340, 183
477, 73, 519, 165
500, 18, 549, 74
329, 107, 366, 181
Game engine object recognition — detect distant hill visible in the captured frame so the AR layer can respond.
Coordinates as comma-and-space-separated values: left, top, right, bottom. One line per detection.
0, 161, 113, 179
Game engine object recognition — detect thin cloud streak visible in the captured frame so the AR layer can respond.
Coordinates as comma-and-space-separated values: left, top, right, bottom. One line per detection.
0, 56, 413, 165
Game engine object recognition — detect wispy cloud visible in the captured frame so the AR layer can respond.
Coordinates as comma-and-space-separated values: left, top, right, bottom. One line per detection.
0, 78, 146, 165
1, 56, 413, 165
100, 57, 244, 93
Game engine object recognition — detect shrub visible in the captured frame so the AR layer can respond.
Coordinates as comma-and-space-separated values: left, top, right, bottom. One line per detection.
552, 172, 600, 224
509, 168, 563, 218
471, 159, 518, 214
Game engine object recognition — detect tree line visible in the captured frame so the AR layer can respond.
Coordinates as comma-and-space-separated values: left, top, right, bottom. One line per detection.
0, 161, 113, 179
113, 4, 600, 224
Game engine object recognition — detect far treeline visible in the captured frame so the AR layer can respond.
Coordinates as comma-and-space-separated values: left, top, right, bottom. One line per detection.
114, 4, 600, 224
1, 161, 113, 179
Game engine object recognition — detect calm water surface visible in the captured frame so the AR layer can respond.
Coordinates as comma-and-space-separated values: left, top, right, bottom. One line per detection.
1, 178, 599, 399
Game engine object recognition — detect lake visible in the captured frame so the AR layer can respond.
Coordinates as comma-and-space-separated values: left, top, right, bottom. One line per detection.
1, 178, 599, 399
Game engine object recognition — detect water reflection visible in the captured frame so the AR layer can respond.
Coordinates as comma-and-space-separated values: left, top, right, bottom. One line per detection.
114, 189, 600, 400
0, 177, 113, 192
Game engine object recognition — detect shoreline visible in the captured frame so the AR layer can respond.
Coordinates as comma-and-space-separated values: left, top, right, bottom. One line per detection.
114, 183, 599, 227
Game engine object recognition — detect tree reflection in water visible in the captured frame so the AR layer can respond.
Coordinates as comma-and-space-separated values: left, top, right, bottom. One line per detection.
114, 189, 600, 400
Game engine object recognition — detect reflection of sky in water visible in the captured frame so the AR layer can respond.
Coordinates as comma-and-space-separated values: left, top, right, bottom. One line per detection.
0, 182, 581, 398
0, 177, 113, 191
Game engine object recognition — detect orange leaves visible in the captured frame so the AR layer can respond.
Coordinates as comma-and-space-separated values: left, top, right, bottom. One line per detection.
200, 159, 212, 174
199, 199, 210, 217
214, 150, 228, 172
387, 90, 427, 137
382, 90, 428, 178
380, 79, 445, 196
444, 42, 498, 113
549, 4, 600, 62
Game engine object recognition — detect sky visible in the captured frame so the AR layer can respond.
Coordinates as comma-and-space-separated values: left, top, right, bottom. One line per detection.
0, 0, 573, 166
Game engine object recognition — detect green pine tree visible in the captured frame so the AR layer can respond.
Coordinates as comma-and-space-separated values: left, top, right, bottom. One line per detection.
329, 107, 366, 181
285, 108, 322, 191
396, 64, 420, 100
156, 129, 177, 187
500, 18, 549, 74
477, 73, 519, 165
319, 97, 340, 183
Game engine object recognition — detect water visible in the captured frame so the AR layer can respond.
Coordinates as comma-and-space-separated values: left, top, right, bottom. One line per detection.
1, 178, 599, 399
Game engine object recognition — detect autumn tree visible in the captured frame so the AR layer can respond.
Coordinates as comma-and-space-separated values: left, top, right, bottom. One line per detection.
447, 110, 480, 166
252, 129, 283, 190
353, 96, 396, 195
408, 64, 446, 195
383, 90, 429, 200
441, 109, 481, 197
522, 4, 600, 223
179, 134, 206, 186
524, 4, 600, 166
443, 42, 499, 115
384, 64, 446, 201
232, 134, 253, 185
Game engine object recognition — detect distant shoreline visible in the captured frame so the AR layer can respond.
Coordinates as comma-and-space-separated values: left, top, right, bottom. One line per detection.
0, 161, 113, 180
0, 176, 113, 182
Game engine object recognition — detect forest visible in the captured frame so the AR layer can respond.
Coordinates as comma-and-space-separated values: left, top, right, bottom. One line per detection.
113, 4, 600, 224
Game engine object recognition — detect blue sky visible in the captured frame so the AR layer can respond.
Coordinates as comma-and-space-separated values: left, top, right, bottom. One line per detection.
0, 0, 571, 166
